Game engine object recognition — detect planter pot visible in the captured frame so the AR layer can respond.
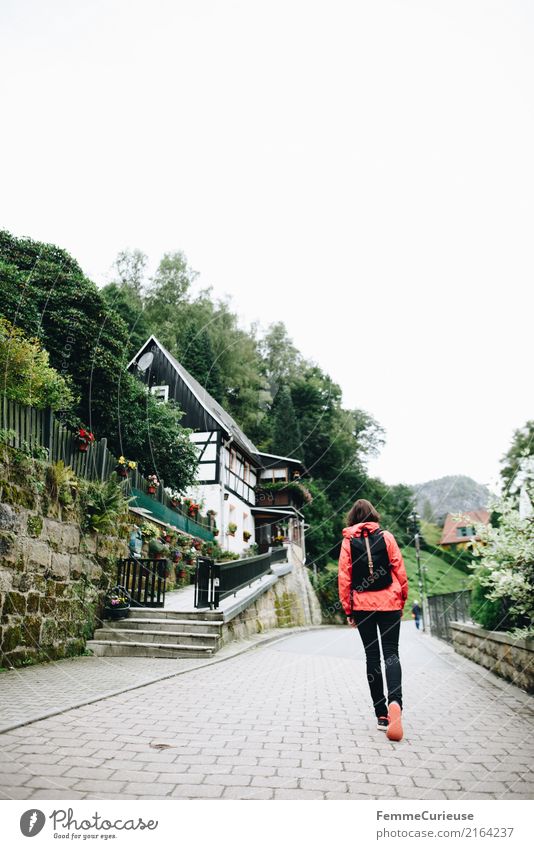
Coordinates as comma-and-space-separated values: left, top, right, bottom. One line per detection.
116, 468, 128, 478
147, 485, 156, 494
78, 443, 89, 453
104, 605, 130, 620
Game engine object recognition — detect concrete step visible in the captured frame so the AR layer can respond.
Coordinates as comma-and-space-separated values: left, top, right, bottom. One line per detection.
94, 628, 220, 647
129, 608, 223, 622
103, 617, 221, 634
86, 640, 215, 659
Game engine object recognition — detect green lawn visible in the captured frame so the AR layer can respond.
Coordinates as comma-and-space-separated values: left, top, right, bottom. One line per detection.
400, 545, 469, 618
420, 520, 443, 547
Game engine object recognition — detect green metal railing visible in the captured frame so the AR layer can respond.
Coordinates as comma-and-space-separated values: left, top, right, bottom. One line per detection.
129, 488, 214, 541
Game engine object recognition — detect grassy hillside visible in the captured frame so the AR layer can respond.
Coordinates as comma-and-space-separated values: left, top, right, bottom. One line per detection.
400, 545, 469, 619
420, 520, 442, 547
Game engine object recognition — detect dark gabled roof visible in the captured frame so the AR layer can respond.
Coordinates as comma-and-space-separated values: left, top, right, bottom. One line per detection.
128, 335, 260, 461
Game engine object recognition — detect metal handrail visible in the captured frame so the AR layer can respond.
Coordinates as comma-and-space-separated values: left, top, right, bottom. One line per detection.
427, 589, 472, 643
195, 546, 289, 609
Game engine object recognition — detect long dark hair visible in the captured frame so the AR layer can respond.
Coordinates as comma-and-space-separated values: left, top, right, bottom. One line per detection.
347, 498, 381, 526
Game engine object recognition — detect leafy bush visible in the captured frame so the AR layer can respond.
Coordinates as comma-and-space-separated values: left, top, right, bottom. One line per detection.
310, 562, 343, 623
0, 318, 76, 411
470, 569, 510, 631
45, 461, 78, 506
469, 495, 534, 632
80, 475, 131, 534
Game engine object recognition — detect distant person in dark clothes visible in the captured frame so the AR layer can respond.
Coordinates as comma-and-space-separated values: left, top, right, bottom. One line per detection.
411, 600, 422, 629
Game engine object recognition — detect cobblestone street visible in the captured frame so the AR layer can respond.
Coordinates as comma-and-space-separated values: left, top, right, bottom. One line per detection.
1, 624, 533, 800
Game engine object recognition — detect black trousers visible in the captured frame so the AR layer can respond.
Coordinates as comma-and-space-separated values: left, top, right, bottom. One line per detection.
352, 609, 402, 717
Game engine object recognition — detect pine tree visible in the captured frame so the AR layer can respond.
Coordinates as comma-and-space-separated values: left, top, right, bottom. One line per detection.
270, 385, 302, 458
179, 325, 224, 403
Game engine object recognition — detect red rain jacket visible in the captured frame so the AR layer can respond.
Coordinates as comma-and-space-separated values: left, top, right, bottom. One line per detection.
338, 521, 408, 615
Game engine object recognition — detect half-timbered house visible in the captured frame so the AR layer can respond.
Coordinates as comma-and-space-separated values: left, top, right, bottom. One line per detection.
128, 336, 308, 557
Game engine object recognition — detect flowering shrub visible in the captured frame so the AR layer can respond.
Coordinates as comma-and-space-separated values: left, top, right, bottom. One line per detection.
470, 494, 534, 634
104, 586, 130, 608
75, 427, 95, 451
140, 521, 160, 540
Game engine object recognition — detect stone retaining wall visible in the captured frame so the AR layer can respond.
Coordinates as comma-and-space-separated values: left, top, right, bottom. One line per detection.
0, 445, 126, 667
222, 560, 323, 644
450, 621, 534, 693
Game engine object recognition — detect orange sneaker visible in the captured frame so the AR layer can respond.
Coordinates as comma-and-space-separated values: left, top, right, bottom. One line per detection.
386, 701, 403, 741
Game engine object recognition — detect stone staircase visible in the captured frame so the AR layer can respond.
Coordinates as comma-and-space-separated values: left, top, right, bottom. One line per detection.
87, 609, 224, 659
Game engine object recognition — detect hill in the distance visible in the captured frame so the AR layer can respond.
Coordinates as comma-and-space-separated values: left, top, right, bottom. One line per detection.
412, 475, 492, 525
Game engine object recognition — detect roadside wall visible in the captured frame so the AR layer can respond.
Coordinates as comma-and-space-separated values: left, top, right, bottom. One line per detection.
222, 549, 323, 643
451, 621, 534, 693
0, 447, 125, 667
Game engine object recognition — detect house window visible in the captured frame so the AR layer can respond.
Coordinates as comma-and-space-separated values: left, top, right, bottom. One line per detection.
244, 461, 250, 483
457, 526, 475, 538
229, 449, 237, 471
150, 385, 169, 402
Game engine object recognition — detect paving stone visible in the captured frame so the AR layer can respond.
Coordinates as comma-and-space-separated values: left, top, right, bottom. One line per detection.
169, 784, 225, 798
71, 779, 127, 793
251, 775, 299, 789
300, 778, 348, 793
64, 767, 115, 780
232, 765, 276, 777
123, 782, 175, 795
277, 766, 322, 779
223, 786, 273, 799
274, 789, 325, 799
1, 625, 533, 801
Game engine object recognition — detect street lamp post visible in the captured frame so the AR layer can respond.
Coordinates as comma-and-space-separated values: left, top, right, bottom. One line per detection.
409, 510, 427, 632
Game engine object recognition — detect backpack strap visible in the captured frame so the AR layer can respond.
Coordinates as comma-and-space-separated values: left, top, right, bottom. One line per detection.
362, 529, 374, 576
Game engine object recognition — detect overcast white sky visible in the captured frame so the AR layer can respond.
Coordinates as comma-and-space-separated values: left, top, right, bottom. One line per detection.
1, 0, 532, 490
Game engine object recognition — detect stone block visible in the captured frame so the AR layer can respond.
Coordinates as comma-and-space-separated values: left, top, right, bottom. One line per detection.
42, 518, 63, 547
69, 555, 83, 579
50, 552, 70, 580
1, 623, 23, 652
3, 591, 26, 616
25, 539, 51, 569
26, 593, 40, 614
0, 569, 12, 592
80, 533, 97, 555
40, 618, 58, 645
0, 503, 20, 531
21, 614, 41, 646
61, 525, 80, 553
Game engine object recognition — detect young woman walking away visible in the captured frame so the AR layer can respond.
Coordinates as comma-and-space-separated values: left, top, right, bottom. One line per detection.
338, 498, 408, 741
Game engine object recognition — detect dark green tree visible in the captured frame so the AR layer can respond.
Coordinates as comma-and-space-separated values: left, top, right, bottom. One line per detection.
113, 248, 148, 295
270, 385, 302, 458
101, 282, 151, 356
0, 231, 198, 491
178, 319, 224, 403
501, 420, 534, 494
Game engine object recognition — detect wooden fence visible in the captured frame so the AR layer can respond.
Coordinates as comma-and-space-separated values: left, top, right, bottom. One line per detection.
0, 395, 213, 534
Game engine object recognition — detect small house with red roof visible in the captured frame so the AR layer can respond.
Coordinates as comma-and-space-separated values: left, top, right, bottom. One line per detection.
439, 509, 490, 550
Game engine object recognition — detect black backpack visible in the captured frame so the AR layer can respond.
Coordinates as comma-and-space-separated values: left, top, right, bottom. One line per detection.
350, 528, 393, 593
